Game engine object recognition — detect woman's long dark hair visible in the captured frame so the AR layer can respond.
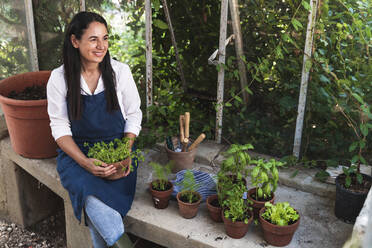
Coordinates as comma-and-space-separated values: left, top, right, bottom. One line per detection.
63, 11, 119, 120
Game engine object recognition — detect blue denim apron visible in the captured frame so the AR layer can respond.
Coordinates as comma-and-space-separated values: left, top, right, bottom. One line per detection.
56, 91, 137, 222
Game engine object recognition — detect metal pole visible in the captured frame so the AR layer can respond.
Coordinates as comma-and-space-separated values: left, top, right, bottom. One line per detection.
145, 0, 153, 121
24, 0, 39, 71
161, 0, 187, 92
293, 0, 319, 158
80, 0, 86, 11
215, 0, 229, 143
229, 0, 249, 104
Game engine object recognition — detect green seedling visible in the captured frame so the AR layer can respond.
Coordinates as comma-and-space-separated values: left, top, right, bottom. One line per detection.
177, 170, 200, 203
262, 202, 299, 226
149, 161, 173, 191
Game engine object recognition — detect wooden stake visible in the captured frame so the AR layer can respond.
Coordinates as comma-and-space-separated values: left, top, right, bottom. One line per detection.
188, 133, 206, 151
180, 115, 185, 143
184, 112, 190, 139
182, 137, 189, 152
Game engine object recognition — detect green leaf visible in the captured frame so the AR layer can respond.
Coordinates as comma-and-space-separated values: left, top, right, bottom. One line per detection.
290, 169, 299, 178
225, 102, 232, 107
360, 124, 368, 137
349, 141, 358, 152
291, 19, 303, 31
315, 170, 330, 182
345, 177, 352, 188
351, 93, 364, 104
301, 0, 311, 10
153, 19, 168, 29
356, 173, 363, 184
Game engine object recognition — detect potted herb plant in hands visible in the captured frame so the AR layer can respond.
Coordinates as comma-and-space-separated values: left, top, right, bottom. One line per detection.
149, 161, 174, 209
84, 137, 144, 180
259, 202, 300, 247
176, 170, 202, 219
222, 182, 253, 239
247, 158, 283, 218
334, 95, 372, 223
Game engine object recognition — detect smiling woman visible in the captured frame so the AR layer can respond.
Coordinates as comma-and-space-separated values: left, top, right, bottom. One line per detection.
46, 11, 142, 248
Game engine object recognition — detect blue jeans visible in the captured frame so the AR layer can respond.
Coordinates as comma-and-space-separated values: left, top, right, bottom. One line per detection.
85, 195, 125, 247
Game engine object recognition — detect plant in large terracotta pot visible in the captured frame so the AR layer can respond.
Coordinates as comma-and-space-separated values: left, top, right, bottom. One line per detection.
247, 158, 284, 218
0, 71, 58, 158
334, 94, 372, 223
148, 161, 174, 209
176, 170, 202, 219
259, 202, 300, 247
84, 137, 144, 180
222, 182, 253, 239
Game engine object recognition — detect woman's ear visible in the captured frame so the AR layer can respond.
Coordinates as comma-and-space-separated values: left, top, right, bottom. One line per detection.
70, 34, 79, 48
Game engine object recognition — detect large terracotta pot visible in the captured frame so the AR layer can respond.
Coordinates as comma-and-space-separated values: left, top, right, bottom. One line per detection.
0, 71, 58, 158
259, 207, 300, 247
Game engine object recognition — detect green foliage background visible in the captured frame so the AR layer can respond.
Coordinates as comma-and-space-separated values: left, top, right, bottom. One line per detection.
1, 0, 371, 166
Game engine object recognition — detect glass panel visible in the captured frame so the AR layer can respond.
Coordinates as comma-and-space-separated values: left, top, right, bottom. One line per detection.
0, 0, 31, 79
32, 0, 79, 70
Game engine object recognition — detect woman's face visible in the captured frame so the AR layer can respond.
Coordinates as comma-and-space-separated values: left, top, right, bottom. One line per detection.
71, 21, 109, 67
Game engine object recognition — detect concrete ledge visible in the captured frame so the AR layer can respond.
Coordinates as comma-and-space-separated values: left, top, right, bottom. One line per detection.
0, 137, 92, 248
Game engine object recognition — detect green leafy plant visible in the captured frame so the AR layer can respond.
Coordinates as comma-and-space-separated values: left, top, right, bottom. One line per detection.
177, 170, 200, 203
223, 182, 252, 224
84, 137, 144, 171
149, 161, 172, 191
250, 158, 284, 200
262, 202, 299, 226
217, 143, 253, 207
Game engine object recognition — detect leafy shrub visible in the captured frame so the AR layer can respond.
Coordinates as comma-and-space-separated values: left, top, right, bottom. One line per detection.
223, 183, 252, 224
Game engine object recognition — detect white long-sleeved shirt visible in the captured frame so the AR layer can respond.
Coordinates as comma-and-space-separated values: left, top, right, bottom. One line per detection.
47, 59, 142, 141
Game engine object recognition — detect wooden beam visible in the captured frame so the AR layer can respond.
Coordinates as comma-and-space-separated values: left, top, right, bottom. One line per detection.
293, 0, 319, 158
215, 0, 229, 144
161, 0, 187, 92
145, 0, 153, 120
24, 0, 39, 71
229, 0, 249, 104
80, 0, 86, 11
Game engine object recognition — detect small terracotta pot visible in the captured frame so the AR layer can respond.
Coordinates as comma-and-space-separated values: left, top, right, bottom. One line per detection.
176, 191, 201, 219
259, 207, 300, 247
106, 158, 131, 180
222, 210, 253, 239
0, 71, 58, 158
149, 181, 174, 209
247, 188, 275, 218
165, 137, 197, 173
206, 194, 222, 222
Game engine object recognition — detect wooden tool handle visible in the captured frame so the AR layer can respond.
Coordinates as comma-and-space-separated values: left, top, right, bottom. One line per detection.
184, 112, 190, 139
179, 115, 185, 142
188, 133, 206, 151
182, 137, 189, 152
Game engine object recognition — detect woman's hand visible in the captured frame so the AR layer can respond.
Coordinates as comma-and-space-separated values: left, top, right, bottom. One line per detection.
106, 157, 132, 180
83, 158, 117, 178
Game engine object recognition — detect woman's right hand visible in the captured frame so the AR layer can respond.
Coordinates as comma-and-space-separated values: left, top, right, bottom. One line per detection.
83, 158, 117, 178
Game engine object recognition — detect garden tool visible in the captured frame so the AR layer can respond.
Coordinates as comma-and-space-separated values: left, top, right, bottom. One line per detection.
189, 133, 206, 151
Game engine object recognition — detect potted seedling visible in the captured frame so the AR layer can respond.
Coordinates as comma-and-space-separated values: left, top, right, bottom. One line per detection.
148, 161, 174, 209
222, 182, 253, 239
176, 170, 202, 219
259, 202, 300, 247
247, 158, 284, 218
84, 137, 144, 180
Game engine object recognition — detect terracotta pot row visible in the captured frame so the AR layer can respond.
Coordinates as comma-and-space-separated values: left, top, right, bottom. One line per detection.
206, 190, 299, 246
